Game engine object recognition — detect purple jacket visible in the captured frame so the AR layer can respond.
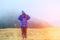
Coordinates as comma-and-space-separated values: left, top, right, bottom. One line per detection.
18, 15, 30, 28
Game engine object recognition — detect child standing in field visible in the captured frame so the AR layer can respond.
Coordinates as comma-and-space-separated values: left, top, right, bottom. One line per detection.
18, 11, 30, 40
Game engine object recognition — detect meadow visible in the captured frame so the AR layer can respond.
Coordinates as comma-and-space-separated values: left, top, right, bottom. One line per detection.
0, 28, 60, 40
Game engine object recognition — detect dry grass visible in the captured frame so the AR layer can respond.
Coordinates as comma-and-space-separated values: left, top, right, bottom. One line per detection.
0, 28, 60, 40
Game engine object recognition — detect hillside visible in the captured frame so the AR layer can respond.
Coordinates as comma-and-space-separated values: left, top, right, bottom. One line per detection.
0, 28, 60, 40
0, 16, 52, 28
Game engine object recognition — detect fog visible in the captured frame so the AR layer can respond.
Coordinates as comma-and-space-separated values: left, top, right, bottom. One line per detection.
0, 0, 60, 28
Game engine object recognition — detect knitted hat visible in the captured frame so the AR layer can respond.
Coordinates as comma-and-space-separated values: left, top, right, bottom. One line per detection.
22, 10, 25, 14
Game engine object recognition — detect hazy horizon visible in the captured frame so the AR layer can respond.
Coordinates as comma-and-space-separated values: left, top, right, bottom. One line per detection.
0, 0, 60, 27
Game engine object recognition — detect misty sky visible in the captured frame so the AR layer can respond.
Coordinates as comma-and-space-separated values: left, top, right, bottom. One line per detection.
0, 0, 60, 27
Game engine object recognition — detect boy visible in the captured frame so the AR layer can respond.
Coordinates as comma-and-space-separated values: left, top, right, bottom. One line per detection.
18, 11, 30, 40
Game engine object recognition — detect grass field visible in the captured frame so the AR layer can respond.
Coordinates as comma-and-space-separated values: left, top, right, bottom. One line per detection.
0, 28, 60, 40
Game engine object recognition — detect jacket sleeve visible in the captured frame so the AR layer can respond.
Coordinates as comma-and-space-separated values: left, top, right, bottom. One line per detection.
18, 15, 22, 20
27, 15, 30, 20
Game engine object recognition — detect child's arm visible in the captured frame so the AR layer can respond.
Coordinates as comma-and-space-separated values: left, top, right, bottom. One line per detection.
18, 15, 22, 21
26, 15, 30, 20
